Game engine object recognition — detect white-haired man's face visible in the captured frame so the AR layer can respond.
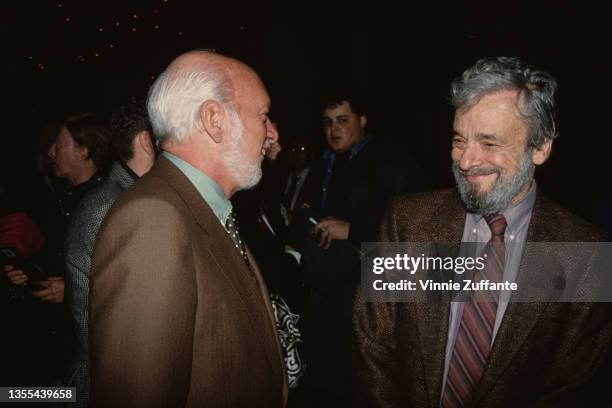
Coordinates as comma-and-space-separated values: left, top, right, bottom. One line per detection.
222, 109, 264, 190
221, 73, 277, 190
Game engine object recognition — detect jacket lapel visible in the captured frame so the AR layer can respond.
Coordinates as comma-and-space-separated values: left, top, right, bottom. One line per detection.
472, 190, 551, 404
207, 230, 284, 380
413, 191, 465, 407
149, 157, 284, 381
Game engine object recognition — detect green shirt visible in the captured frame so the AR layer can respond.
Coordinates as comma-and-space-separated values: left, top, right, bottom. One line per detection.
162, 151, 231, 225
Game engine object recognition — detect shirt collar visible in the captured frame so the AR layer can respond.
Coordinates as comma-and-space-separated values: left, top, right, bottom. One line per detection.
162, 151, 232, 225
71, 171, 104, 194
119, 161, 139, 182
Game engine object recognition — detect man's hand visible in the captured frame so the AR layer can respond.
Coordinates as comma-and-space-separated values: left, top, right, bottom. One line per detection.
4, 265, 28, 286
314, 217, 350, 249
31, 277, 65, 303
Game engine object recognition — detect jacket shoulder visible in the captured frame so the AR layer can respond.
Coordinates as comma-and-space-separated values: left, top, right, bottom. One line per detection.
99, 172, 189, 234
380, 188, 460, 241
389, 188, 457, 220
535, 194, 604, 241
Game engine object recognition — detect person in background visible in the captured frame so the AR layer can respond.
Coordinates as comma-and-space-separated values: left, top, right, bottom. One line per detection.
8, 113, 112, 303
64, 97, 155, 407
299, 90, 424, 405
4, 113, 112, 386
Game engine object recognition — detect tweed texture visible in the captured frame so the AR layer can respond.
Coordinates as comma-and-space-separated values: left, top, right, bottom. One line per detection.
89, 157, 287, 407
353, 188, 611, 408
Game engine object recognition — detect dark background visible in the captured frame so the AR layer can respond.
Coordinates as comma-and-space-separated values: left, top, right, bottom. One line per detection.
2, 0, 610, 221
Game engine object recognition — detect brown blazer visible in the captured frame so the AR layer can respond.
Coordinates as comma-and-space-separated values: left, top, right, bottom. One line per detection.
353, 188, 611, 408
90, 157, 287, 407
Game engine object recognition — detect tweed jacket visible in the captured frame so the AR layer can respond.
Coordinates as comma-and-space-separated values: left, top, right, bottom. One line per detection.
64, 161, 136, 406
89, 157, 287, 408
353, 188, 611, 408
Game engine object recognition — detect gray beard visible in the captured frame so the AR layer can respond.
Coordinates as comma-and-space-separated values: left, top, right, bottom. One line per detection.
452, 151, 534, 215
222, 110, 263, 191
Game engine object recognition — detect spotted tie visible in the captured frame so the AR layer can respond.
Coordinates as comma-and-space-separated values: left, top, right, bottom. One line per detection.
225, 209, 251, 269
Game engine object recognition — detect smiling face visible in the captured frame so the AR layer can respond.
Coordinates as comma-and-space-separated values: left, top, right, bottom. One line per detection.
322, 101, 367, 153
451, 89, 550, 214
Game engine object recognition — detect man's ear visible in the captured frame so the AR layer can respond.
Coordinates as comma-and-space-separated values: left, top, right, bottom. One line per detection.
532, 138, 553, 166
359, 115, 367, 129
136, 131, 155, 156
199, 100, 225, 143
76, 145, 90, 161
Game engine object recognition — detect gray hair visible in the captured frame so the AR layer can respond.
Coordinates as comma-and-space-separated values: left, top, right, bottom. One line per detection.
147, 56, 233, 144
450, 56, 558, 148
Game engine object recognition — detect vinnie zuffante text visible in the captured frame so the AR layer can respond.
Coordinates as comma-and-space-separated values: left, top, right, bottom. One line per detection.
370, 254, 518, 292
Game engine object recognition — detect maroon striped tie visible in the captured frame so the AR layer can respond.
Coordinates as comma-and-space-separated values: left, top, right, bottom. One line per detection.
442, 214, 507, 407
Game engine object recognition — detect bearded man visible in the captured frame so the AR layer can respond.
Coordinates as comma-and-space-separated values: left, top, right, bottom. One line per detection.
352, 57, 611, 407
89, 50, 287, 408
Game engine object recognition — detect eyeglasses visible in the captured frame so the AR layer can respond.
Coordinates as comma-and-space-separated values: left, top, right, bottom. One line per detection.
288, 146, 307, 153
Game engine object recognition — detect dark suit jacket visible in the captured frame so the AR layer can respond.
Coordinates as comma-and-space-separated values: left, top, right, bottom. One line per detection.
286, 167, 316, 215
309, 138, 424, 246
301, 138, 424, 287
90, 157, 287, 408
353, 188, 612, 407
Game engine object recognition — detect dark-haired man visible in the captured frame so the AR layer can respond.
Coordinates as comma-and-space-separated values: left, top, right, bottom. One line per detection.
300, 92, 424, 404
63, 98, 155, 407
7, 114, 112, 302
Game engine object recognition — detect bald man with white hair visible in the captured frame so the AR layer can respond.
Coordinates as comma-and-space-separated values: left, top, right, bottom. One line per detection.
89, 50, 285, 407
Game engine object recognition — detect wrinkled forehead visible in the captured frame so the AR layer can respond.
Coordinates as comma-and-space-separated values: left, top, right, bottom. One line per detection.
455, 90, 524, 126
455, 89, 525, 119
454, 89, 528, 135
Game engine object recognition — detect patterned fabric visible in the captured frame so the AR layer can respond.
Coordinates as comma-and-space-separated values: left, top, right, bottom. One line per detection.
64, 161, 135, 408
270, 293, 305, 388
442, 214, 507, 407
225, 209, 305, 388
353, 188, 609, 408
225, 209, 250, 267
